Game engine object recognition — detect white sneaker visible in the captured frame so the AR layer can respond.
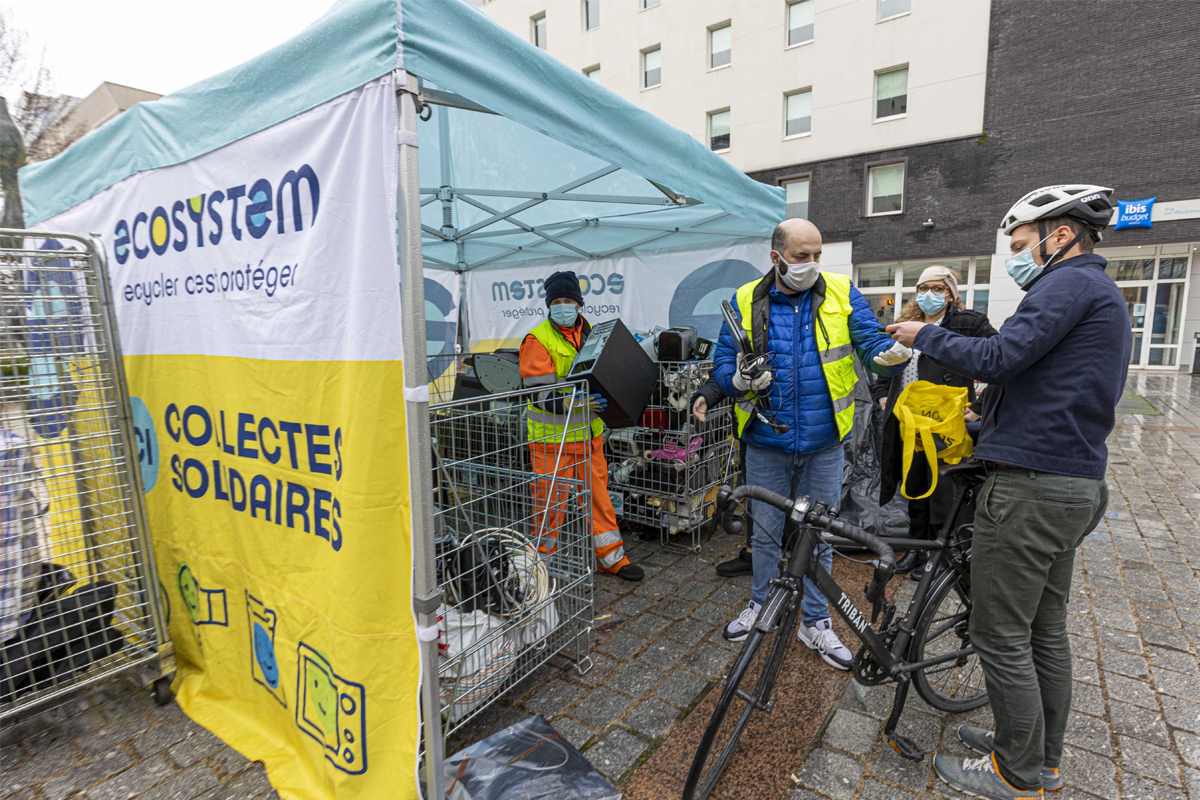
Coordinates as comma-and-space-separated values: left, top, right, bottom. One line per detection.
722, 602, 761, 642
797, 618, 853, 670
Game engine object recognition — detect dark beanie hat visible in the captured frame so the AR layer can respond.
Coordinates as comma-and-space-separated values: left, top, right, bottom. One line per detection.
544, 271, 584, 307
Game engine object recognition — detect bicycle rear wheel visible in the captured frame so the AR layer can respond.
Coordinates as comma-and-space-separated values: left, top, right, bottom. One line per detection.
910, 566, 988, 713
683, 587, 799, 800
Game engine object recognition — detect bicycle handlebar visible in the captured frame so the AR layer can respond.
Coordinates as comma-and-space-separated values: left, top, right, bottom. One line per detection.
715, 484, 896, 592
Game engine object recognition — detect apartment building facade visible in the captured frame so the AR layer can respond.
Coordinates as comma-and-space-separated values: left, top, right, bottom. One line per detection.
475, 0, 1200, 371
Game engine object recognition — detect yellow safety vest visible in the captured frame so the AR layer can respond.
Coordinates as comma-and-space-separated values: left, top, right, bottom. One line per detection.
733, 272, 858, 440
524, 319, 605, 444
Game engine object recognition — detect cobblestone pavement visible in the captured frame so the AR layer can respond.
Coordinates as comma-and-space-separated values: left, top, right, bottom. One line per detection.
793, 373, 1200, 800
1, 675, 280, 800
7, 372, 1198, 800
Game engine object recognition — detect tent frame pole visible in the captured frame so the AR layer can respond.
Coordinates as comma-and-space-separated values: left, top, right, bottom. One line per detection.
398, 71, 445, 799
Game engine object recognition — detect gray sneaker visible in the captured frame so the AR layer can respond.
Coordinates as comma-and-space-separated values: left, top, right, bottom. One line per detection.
934, 753, 1043, 799
722, 602, 760, 642
958, 725, 1063, 791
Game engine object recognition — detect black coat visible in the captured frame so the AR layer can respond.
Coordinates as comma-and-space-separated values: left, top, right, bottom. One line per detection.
875, 304, 998, 507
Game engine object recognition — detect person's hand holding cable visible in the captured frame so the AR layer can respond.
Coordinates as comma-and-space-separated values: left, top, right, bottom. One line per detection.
732, 352, 773, 394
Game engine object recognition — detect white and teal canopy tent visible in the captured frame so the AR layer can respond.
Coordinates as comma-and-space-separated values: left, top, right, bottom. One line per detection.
19, 0, 782, 796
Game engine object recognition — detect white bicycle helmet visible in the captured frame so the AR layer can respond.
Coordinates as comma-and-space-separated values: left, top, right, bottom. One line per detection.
1000, 184, 1115, 236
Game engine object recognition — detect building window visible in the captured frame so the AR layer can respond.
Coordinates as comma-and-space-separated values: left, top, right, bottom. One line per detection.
785, 89, 812, 137
787, 0, 815, 47
532, 14, 547, 49
867, 162, 905, 216
583, 0, 599, 31
879, 0, 912, 20
875, 66, 908, 119
709, 109, 731, 152
783, 178, 810, 219
1096, 244, 1195, 368
709, 24, 732, 69
642, 0, 660, 8
584, 64, 601, 81
856, 258, 991, 324
643, 47, 661, 88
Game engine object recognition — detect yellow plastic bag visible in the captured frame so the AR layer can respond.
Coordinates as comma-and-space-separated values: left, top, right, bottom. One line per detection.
894, 380, 974, 500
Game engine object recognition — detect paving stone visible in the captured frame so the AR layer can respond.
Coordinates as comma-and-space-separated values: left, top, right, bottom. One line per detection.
710, 582, 748, 607
43, 749, 133, 800
1060, 745, 1119, 799
797, 747, 863, 800
690, 600, 734, 627
584, 730, 647, 782
868, 744, 933, 794
551, 717, 595, 750
1097, 625, 1145, 654
820, 709, 879, 755
208, 746, 252, 779
1095, 608, 1140, 632
1153, 666, 1200, 699
1162, 695, 1200, 734
597, 630, 646, 660
1101, 647, 1151, 678
1175, 729, 1200, 769
569, 688, 629, 730
608, 661, 662, 698
650, 597, 697, 620
183, 764, 252, 800
655, 670, 709, 708
1117, 773, 1185, 799
1071, 680, 1107, 717
626, 698, 679, 739
621, 612, 671, 639
639, 637, 690, 668
1142, 623, 1193, 652
1063, 709, 1114, 757
1, 743, 78, 793
75, 713, 151, 757
1104, 672, 1161, 710
859, 778, 920, 799
681, 644, 733, 679
1110, 700, 1171, 747
1119, 735, 1182, 787
523, 679, 583, 719
87, 755, 175, 800
130, 716, 197, 759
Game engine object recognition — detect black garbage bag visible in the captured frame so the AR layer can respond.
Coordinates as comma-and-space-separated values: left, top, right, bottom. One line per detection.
839, 363, 909, 537
443, 715, 620, 800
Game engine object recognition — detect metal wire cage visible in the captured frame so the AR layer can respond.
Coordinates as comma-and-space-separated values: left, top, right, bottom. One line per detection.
606, 360, 739, 552
0, 231, 170, 723
429, 382, 593, 740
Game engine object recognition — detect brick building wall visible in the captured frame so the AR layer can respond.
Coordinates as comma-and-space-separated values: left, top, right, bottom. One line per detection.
749, 0, 1200, 263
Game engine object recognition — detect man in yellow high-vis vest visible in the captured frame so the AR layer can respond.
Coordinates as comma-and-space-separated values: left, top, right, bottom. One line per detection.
713, 219, 910, 667
519, 271, 643, 582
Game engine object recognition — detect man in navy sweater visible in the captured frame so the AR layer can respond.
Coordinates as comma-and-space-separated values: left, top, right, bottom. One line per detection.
889, 185, 1131, 800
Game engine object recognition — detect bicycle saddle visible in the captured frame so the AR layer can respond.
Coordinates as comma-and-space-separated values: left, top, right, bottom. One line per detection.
939, 461, 987, 483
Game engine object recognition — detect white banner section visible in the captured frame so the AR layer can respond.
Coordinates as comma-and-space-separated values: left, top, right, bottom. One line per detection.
462, 240, 771, 350
42, 76, 400, 362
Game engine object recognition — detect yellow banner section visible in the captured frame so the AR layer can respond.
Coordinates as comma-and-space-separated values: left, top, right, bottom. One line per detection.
125, 354, 419, 800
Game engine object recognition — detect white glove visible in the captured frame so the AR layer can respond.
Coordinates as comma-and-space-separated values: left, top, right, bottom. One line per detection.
873, 341, 913, 367
732, 353, 773, 393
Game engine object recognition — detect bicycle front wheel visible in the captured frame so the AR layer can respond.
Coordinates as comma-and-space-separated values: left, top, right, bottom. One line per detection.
683, 587, 799, 800
910, 566, 988, 713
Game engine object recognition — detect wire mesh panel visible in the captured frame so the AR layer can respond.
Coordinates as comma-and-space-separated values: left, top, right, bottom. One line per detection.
0, 231, 169, 722
429, 382, 593, 740
606, 360, 739, 552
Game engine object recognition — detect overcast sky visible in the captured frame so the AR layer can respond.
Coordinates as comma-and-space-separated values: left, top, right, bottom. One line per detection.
9, 0, 337, 99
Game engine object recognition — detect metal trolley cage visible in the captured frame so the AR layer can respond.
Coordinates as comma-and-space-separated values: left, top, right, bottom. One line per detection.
428, 381, 593, 741
606, 360, 739, 553
0, 230, 171, 723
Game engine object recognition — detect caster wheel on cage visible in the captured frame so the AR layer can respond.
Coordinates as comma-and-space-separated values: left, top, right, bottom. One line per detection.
153, 676, 175, 706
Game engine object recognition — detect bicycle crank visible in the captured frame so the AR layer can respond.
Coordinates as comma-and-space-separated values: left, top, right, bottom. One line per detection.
887, 733, 925, 762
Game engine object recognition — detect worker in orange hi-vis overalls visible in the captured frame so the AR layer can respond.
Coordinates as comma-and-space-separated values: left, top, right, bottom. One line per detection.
519, 270, 644, 582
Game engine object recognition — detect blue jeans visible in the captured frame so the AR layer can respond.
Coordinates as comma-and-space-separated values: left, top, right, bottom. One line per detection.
745, 442, 844, 626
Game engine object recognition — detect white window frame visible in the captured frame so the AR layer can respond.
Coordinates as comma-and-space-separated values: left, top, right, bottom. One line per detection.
866, 160, 906, 217
708, 108, 731, 153
583, 0, 600, 32
878, 0, 912, 22
708, 22, 732, 71
784, 88, 812, 139
854, 257, 993, 325
642, 46, 662, 90
780, 175, 811, 220
531, 13, 547, 49
874, 65, 909, 122
785, 0, 815, 48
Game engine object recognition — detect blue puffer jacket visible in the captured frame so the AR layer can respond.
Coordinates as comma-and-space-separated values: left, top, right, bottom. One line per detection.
713, 276, 902, 455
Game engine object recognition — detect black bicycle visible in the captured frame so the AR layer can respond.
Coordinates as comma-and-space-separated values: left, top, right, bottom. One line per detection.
683, 462, 989, 800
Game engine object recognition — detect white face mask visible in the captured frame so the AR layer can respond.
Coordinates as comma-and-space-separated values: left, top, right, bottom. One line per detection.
776, 256, 819, 292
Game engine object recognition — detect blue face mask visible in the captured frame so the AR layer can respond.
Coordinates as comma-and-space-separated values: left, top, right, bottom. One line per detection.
916, 291, 947, 315
550, 303, 578, 327
1005, 231, 1058, 288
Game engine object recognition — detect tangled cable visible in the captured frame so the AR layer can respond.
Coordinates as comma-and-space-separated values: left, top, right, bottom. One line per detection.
444, 527, 554, 620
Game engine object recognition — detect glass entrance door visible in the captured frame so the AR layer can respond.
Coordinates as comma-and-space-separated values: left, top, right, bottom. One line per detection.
1100, 246, 1193, 368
